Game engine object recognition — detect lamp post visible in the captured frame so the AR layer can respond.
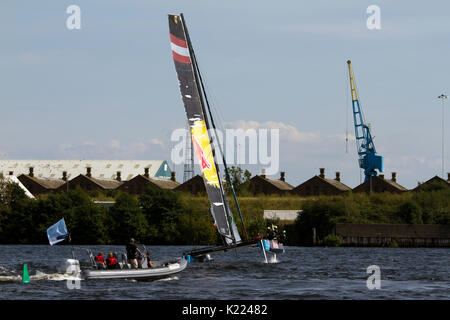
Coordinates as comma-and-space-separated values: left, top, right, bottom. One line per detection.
437, 94, 447, 178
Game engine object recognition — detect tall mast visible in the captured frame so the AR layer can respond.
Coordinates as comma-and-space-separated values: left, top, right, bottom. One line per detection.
179, 14, 240, 243
180, 14, 248, 241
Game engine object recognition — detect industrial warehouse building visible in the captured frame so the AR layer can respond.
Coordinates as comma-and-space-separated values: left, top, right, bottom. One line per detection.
117, 172, 179, 194
291, 168, 351, 197
248, 171, 294, 196
0, 160, 175, 196
174, 175, 205, 195
413, 174, 450, 191
352, 172, 408, 194
2, 160, 449, 198
0, 160, 172, 181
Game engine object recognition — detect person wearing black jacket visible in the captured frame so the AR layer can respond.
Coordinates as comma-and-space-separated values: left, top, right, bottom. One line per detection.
126, 238, 141, 269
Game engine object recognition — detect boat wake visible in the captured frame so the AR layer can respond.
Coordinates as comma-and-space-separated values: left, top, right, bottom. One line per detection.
0, 275, 21, 282
263, 255, 280, 264
39, 271, 83, 282
155, 276, 179, 282
269, 255, 280, 264
0, 268, 82, 282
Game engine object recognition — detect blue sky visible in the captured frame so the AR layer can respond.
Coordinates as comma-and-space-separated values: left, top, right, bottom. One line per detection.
0, 1, 449, 188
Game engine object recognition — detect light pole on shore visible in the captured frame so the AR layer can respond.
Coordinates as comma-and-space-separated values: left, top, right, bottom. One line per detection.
437, 94, 447, 178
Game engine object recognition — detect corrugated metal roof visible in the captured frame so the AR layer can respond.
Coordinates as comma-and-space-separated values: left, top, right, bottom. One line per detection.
0, 160, 170, 181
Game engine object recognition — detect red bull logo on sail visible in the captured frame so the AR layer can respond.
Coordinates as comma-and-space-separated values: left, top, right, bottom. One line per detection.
192, 134, 211, 170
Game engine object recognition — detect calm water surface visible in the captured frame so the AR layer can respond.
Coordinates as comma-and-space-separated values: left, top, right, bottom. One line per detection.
0, 245, 448, 300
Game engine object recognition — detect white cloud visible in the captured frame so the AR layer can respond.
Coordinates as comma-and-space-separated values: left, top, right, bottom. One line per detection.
108, 139, 121, 150
150, 138, 164, 147
224, 120, 321, 143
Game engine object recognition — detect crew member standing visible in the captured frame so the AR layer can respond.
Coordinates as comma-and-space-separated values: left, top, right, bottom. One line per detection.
126, 238, 141, 269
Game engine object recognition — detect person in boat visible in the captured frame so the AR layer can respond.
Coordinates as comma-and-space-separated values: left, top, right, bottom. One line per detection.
94, 252, 106, 268
106, 252, 117, 269
126, 238, 142, 269
137, 250, 143, 268
146, 251, 153, 268
280, 229, 287, 244
267, 227, 275, 240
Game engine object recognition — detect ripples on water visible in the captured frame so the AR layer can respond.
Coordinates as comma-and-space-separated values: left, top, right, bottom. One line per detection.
0, 245, 448, 300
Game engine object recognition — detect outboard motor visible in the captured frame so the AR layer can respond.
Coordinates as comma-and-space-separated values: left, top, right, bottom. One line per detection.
60, 259, 81, 276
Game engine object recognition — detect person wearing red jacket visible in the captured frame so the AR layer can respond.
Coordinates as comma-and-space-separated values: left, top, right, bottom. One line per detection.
94, 252, 106, 269
106, 252, 117, 269
95, 252, 105, 264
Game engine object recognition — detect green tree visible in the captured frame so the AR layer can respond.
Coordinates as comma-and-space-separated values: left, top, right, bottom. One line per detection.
109, 192, 150, 244
398, 200, 423, 224
294, 197, 350, 245
139, 185, 184, 244
228, 166, 252, 195
0, 179, 32, 243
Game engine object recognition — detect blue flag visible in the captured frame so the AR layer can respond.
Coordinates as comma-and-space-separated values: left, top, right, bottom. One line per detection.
47, 218, 69, 246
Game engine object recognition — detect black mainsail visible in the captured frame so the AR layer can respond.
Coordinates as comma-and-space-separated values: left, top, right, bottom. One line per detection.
168, 14, 241, 245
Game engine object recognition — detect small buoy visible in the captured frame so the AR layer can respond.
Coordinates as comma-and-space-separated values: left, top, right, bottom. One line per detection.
22, 264, 30, 283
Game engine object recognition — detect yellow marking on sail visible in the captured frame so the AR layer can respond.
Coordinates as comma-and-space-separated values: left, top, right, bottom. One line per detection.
191, 120, 220, 188
174, 16, 178, 24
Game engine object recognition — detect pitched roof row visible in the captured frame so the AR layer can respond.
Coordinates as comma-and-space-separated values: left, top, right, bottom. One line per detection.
247, 168, 449, 196
16, 172, 179, 196
7, 166, 450, 197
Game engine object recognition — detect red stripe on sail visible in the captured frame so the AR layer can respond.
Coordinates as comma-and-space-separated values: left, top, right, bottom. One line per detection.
170, 33, 187, 48
172, 51, 191, 64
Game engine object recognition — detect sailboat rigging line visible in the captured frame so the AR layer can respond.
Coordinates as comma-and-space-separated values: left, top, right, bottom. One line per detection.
180, 13, 248, 242
346, 65, 349, 154
179, 14, 235, 243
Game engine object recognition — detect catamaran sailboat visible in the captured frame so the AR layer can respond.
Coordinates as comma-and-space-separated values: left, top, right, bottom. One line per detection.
168, 13, 284, 263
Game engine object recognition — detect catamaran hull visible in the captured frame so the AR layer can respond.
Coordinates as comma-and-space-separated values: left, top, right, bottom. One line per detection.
81, 258, 187, 280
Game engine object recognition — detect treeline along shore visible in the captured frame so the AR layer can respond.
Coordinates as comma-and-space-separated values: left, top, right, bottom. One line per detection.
0, 177, 449, 246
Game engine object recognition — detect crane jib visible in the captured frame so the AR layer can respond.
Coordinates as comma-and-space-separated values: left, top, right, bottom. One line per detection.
347, 60, 384, 181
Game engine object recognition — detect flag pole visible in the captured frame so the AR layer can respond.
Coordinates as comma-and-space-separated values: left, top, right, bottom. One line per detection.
68, 233, 76, 260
